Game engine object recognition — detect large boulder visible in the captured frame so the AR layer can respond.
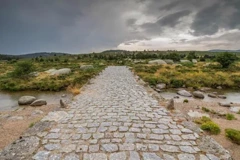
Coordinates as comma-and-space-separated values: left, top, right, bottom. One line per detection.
230, 107, 240, 113
45, 69, 57, 74
50, 68, 71, 76
148, 59, 167, 65
199, 87, 211, 92
164, 59, 174, 64
218, 102, 231, 107
218, 95, 227, 99
180, 60, 191, 63
80, 65, 94, 70
29, 72, 39, 77
156, 83, 166, 89
177, 90, 192, 97
187, 110, 210, 118
192, 59, 198, 63
208, 93, 217, 98
167, 99, 174, 110
30, 99, 47, 106
18, 96, 36, 105
193, 91, 205, 99
217, 86, 222, 89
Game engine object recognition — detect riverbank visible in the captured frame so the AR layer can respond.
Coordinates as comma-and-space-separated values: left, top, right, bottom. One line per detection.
0, 104, 58, 150
133, 62, 240, 89
0, 90, 72, 111
0, 59, 105, 92
163, 98, 240, 160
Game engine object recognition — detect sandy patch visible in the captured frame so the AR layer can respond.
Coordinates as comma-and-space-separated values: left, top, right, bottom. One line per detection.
0, 105, 57, 150
170, 99, 240, 160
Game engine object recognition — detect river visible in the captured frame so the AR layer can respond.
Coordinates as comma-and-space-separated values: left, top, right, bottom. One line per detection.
160, 89, 240, 103
0, 91, 73, 111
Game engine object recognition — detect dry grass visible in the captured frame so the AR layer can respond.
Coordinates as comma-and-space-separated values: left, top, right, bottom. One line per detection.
134, 62, 240, 88
67, 86, 81, 95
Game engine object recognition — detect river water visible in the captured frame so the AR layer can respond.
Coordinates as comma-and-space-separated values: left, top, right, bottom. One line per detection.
0, 91, 72, 111
0, 89, 239, 111
160, 89, 240, 103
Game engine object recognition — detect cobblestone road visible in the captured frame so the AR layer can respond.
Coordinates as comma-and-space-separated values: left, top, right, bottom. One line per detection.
8, 66, 230, 159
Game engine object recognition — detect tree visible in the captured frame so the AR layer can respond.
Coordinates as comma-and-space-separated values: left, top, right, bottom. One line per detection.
187, 51, 197, 60
11, 61, 35, 78
166, 53, 181, 62
216, 52, 237, 68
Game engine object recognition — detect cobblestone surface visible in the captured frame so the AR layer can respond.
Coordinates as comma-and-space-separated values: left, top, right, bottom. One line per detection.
0, 66, 231, 159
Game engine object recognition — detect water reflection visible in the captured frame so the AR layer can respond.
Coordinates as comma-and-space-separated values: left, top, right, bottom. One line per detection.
0, 91, 72, 111
159, 90, 240, 104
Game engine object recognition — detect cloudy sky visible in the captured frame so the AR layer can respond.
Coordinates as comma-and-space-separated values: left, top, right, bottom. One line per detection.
1, 0, 240, 54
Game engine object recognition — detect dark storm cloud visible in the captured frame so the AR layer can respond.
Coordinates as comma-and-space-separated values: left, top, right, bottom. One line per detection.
0, 0, 240, 54
141, 10, 191, 34
158, 10, 191, 27
191, 0, 240, 36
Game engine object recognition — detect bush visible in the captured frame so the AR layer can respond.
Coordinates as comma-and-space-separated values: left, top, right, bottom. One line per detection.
216, 52, 237, 68
29, 122, 35, 128
225, 128, 240, 144
195, 116, 212, 124
170, 79, 184, 88
226, 114, 236, 120
187, 51, 197, 61
202, 107, 210, 112
11, 61, 35, 78
201, 121, 221, 135
183, 99, 189, 103
181, 62, 194, 67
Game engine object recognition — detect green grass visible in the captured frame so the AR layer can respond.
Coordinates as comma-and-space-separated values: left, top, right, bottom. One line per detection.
225, 129, 240, 144
202, 107, 210, 112
226, 113, 236, 120
195, 116, 212, 124
0, 60, 105, 92
29, 122, 35, 128
201, 121, 221, 135
133, 62, 240, 89
195, 116, 221, 135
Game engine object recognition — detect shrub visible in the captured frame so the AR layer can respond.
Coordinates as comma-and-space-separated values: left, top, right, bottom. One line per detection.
183, 99, 189, 103
216, 52, 237, 68
195, 116, 212, 124
29, 122, 35, 128
201, 121, 221, 135
187, 51, 197, 61
143, 76, 159, 85
181, 62, 194, 67
226, 114, 236, 120
225, 128, 240, 144
202, 107, 210, 112
170, 79, 184, 88
11, 61, 35, 78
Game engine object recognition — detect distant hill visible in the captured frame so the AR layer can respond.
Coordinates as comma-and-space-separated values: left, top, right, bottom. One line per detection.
101, 50, 128, 53
0, 54, 20, 60
208, 49, 240, 52
0, 52, 70, 60
18, 52, 70, 58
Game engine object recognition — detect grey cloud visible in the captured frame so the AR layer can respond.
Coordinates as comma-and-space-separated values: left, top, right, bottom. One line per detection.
158, 10, 191, 27
126, 18, 137, 26
0, 0, 240, 54
191, 0, 240, 36
141, 10, 191, 35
